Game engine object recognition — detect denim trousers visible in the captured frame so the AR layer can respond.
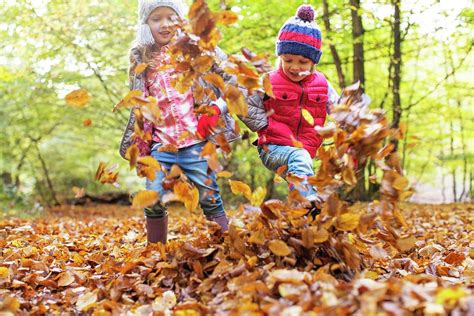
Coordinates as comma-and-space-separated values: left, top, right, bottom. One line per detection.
257, 144, 318, 201
145, 142, 225, 218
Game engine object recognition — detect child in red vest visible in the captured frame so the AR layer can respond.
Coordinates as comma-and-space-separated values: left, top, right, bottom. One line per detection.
241, 5, 339, 214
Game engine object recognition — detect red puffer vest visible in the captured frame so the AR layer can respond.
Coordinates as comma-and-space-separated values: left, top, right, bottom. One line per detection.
258, 68, 328, 158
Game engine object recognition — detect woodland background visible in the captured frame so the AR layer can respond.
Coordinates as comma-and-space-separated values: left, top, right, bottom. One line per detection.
1, 0, 472, 215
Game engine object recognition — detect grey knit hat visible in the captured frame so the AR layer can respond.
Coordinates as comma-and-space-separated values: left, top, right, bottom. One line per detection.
136, 0, 184, 46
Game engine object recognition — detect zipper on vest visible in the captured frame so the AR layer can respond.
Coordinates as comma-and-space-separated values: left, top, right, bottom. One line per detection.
296, 81, 305, 139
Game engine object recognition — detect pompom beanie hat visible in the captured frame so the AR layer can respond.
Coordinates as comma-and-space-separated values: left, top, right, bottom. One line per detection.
276, 5, 323, 64
136, 0, 184, 46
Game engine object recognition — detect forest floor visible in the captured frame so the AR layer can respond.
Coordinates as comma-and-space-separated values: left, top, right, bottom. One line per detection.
0, 202, 473, 315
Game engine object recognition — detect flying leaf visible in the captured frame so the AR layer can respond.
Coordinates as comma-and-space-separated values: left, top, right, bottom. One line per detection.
213, 11, 238, 25
263, 74, 274, 98
126, 144, 139, 170
229, 180, 252, 201
393, 175, 409, 191
132, 191, 159, 209
65, 89, 91, 108
83, 119, 92, 127
134, 63, 148, 75
302, 109, 314, 126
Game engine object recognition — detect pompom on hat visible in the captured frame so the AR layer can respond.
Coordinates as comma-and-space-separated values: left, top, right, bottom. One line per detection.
136, 0, 184, 46
276, 5, 323, 64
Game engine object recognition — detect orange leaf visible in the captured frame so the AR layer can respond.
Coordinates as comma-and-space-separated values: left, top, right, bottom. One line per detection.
263, 74, 274, 98
268, 240, 292, 257
65, 89, 91, 108
213, 11, 238, 25
202, 73, 225, 92
444, 252, 465, 265
132, 191, 159, 209
126, 144, 139, 170
83, 119, 92, 127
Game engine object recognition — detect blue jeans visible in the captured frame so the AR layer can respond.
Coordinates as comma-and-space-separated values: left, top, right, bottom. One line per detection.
145, 142, 225, 218
257, 144, 318, 201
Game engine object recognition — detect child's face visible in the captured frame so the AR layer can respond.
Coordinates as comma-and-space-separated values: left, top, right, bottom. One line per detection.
147, 7, 179, 47
280, 54, 314, 82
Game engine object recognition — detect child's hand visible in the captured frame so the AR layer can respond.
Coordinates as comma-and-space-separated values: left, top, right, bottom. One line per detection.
197, 106, 220, 138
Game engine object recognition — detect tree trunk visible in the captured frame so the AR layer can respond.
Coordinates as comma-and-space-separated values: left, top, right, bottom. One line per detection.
350, 0, 365, 90
350, 0, 368, 200
391, 0, 402, 150
322, 0, 346, 89
35, 142, 60, 206
449, 121, 457, 202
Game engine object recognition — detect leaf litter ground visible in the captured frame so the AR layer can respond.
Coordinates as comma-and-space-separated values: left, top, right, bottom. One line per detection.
0, 202, 472, 315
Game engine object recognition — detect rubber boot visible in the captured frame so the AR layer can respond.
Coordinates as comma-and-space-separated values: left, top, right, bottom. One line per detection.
146, 216, 168, 244
206, 213, 229, 232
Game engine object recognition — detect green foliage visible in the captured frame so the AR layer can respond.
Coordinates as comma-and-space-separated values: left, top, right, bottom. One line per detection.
1, 0, 472, 210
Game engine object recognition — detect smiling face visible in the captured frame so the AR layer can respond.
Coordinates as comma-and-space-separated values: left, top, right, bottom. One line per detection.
280, 54, 314, 82
147, 6, 179, 47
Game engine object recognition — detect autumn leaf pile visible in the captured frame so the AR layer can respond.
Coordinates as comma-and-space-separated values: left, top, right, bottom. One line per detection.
0, 203, 472, 314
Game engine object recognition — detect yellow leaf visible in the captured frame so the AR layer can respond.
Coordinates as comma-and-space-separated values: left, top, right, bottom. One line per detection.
132, 191, 159, 209
0, 266, 9, 278
184, 186, 199, 212
134, 63, 148, 75
137, 156, 161, 171
65, 89, 91, 108
216, 171, 233, 178
76, 292, 98, 312
229, 180, 252, 201
393, 175, 409, 190
335, 213, 360, 231
312, 227, 329, 243
268, 240, 292, 257
436, 288, 466, 307
251, 186, 267, 206
248, 230, 266, 246
302, 108, 314, 126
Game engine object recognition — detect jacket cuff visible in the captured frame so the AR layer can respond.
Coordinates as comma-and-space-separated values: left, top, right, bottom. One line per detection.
211, 97, 228, 114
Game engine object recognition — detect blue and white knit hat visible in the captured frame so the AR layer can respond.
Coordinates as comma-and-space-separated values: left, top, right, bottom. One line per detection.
136, 0, 184, 46
276, 5, 323, 64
